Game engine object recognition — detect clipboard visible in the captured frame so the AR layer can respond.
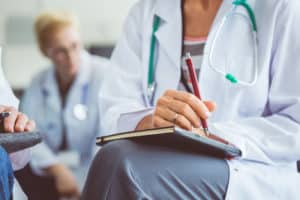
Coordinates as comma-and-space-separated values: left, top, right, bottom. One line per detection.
0, 132, 42, 153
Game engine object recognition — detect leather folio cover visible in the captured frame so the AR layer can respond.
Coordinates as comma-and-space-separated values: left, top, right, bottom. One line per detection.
97, 127, 241, 158
0, 132, 42, 153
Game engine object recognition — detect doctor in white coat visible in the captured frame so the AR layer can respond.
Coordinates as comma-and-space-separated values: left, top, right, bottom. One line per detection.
83, 0, 300, 199
0, 47, 35, 171
0, 47, 36, 199
20, 11, 108, 199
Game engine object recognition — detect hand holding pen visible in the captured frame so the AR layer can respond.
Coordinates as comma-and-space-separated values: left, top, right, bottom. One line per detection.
148, 54, 216, 133
0, 106, 35, 133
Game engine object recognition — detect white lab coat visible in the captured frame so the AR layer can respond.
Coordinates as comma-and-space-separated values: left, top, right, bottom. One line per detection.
0, 47, 30, 171
100, 0, 300, 199
21, 51, 108, 181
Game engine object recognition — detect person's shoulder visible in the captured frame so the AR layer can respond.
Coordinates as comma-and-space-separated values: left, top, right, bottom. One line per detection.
131, 0, 157, 11
264, 0, 300, 11
127, 0, 157, 20
88, 54, 110, 71
282, 0, 300, 12
26, 67, 51, 90
255, 0, 300, 25
275, 0, 299, 6
270, 0, 300, 21
21, 67, 51, 106
84, 53, 110, 84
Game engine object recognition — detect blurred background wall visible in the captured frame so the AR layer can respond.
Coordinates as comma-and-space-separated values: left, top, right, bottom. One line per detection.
0, 0, 137, 91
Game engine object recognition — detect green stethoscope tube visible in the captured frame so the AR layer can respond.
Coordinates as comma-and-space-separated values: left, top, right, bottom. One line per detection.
233, 0, 257, 31
147, 15, 160, 100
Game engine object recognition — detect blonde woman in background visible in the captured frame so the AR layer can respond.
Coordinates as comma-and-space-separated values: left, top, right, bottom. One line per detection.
19, 11, 109, 200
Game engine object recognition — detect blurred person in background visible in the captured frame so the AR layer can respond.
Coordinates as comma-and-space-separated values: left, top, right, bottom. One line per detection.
19, 11, 109, 200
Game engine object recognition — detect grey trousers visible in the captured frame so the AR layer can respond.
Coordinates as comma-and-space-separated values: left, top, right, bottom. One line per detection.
82, 140, 229, 200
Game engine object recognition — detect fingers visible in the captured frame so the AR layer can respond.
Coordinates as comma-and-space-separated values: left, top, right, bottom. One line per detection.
52, 164, 81, 198
3, 107, 18, 132
203, 101, 217, 112
25, 120, 36, 132
157, 96, 200, 127
0, 106, 6, 113
153, 89, 217, 130
173, 114, 193, 130
64, 187, 80, 199
0, 106, 35, 132
15, 113, 29, 132
153, 116, 173, 128
154, 104, 194, 130
164, 90, 213, 119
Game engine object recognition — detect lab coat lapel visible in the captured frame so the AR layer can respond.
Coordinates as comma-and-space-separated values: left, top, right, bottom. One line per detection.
42, 68, 62, 113
142, 0, 182, 105
155, 0, 182, 71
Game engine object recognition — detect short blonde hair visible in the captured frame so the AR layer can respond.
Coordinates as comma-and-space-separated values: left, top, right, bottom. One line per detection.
34, 11, 79, 54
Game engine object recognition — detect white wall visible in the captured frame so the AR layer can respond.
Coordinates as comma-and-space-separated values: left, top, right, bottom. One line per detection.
0, 0, 137, 88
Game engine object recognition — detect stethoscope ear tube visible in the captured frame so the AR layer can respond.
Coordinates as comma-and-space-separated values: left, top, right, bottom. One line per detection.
233, 0, 257, 31
208, 2, 258, 87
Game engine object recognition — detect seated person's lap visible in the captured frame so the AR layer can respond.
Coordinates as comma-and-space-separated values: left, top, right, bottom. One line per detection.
82, 140, 229, 200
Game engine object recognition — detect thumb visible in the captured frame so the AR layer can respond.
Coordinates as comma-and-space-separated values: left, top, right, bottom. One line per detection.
203, 101, 217, 112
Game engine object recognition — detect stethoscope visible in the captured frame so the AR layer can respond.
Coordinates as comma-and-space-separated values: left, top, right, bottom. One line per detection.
42, 83, 89, 122
147, 0, 258, 101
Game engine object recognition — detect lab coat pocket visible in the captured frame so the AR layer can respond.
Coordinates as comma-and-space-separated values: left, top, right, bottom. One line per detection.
225, 81, 268, 118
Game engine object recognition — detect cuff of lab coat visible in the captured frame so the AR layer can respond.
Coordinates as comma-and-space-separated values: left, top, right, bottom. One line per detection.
30, 156, 59, 176
31, 156, 59, 169
30, 143, 60, 175
9, 149, 30, 171
117, 108, 154, 132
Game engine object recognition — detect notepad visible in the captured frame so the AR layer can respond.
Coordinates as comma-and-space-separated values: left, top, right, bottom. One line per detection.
96, 127, 241, 158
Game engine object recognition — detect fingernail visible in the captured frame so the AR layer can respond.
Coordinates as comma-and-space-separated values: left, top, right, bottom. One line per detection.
205, 111, 212, 118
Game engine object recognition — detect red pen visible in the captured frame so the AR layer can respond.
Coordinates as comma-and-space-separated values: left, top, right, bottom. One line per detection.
185, 52, 209, 136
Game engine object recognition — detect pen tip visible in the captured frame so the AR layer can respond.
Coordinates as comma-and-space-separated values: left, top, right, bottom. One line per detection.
203, 128, 210, 136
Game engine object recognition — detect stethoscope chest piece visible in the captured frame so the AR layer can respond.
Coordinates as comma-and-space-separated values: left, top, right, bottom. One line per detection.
73, 104, 88, 121
147, 82, 156, 104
